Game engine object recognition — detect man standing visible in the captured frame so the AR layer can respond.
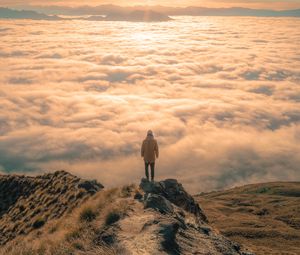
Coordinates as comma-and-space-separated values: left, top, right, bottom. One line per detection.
141, 130, 159, 181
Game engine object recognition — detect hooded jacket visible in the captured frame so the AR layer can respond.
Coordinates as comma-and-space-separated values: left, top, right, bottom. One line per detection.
141, 135, 159, 163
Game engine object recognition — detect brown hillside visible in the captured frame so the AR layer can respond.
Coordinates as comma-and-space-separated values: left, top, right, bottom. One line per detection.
0, 170, 103, 245
195, 182, 300, 255
0, 174, 255, 255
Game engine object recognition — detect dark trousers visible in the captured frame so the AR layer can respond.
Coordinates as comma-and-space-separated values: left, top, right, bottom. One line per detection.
145, 162, 155, 181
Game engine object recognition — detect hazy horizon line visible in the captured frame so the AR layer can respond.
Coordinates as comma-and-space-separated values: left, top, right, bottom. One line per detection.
2, 4, 300, 12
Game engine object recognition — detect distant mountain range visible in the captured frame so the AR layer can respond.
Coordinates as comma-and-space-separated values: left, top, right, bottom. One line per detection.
13, 4, 300, 17
0, 7, 62, 20
85, 10, 171, 22
0, 6, 299, 22
0, 8, 171, 22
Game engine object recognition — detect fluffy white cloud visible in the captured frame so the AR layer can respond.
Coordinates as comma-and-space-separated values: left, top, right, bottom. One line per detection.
0, 17, 299, 193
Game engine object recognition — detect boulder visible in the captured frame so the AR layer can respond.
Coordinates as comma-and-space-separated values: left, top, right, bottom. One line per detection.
140, 178, 208, 223
140, 178, 163, 193
144, 194, 174, 214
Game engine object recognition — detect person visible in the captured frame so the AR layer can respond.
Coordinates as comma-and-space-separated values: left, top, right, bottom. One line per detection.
141, 130, 159, 181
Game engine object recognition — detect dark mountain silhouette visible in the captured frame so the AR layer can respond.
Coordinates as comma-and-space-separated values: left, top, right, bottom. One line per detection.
0, 7, 171, 22
1, 6, 299, 22
19, 4, 300, 17
160, 6, 300, 16
0, 7, 62, 20
85, 10, 171, 22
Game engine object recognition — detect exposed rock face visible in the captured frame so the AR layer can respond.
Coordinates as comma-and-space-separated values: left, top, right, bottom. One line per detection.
0, 170, 103, 245
135, 178, 255, 254
140, 178, 208, 223
144, 193, 174, 214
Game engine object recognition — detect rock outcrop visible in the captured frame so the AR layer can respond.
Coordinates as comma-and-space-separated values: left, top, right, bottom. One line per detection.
140, 178, 208, 223
113, 178, 255, 254
0, 170, 103, 245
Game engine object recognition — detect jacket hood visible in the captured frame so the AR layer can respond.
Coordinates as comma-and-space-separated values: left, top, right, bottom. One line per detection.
146, 130, 154, 138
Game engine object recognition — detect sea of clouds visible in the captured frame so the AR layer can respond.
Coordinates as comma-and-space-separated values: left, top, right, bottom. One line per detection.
0, 17, 300, 193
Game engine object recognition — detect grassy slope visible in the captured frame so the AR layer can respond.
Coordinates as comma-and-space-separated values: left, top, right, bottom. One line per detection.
195, 182, 300, 255
2, 180, 299, 255
0, 185, 135, 255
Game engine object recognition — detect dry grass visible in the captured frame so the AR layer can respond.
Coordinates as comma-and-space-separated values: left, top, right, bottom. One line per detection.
79, 207, 97, 223
196, 182, 300, 255
0, 186, 134, 255
0, 171, 104, 246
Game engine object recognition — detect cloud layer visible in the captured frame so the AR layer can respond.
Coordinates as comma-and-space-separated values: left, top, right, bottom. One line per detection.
0, 17, 300, 193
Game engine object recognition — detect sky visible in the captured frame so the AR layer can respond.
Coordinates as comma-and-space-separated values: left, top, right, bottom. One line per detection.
1, 0, 300, 10
0, 16, 299, 193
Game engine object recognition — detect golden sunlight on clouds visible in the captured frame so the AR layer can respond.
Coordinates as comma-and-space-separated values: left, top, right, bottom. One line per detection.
0, 17, 300, 193
131, 32, 153, 45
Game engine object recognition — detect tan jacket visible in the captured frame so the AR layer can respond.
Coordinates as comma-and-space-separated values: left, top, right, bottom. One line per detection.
141, 136, 159, 163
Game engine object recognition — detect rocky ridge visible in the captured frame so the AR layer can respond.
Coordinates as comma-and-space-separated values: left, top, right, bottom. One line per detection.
120, 178, 255, 254
0, 171, 256, 254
